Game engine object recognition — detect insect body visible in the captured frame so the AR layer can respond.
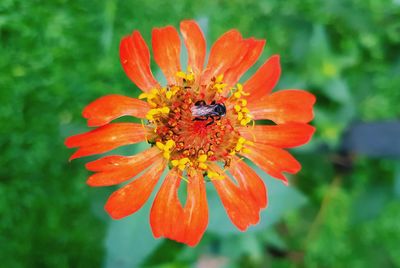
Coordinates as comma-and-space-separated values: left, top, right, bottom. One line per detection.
191, 100, 226, 126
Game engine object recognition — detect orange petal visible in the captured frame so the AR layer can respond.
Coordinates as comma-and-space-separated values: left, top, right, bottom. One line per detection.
104, 157, 166, 219
201, 30, 247, 84
239, 123, 315, 148
152, 26, 181, 85
244, 55, 281, 102
150, 169, 184, 241
85, 147, 162, 186
210, 164, 260, 231
65, 123, 146, 160
223, 38, 265, 87
150, 169, 208, 246
182, 170, 209, 246
180, 20, 206, 75
82, 94, 150, 127
241, 144, 301, 184
248, 89, 316, 123
120, 31, 160, 92
229, 156, 267, 209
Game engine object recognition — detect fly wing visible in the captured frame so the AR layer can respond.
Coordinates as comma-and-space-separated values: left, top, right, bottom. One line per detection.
191, 105, 214, 117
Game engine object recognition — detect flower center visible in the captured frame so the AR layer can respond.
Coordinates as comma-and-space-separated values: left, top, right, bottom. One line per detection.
140, 70, 254, 178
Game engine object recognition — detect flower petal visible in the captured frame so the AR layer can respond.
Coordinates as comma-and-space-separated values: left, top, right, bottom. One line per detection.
152, 26, 181, 85
182, 170, 209, 246
223, 38, 265, 87
229, 156, 267, 209
244, 55, 281, 102
210, 164, 260, 231
150, 169, 208, 246
150, 169, 184, 241
238, 123, 315, 148
82, 94, 150, 127
241, 144, 301, 184
180, 20, 206, 75
201, 30, 246, 84
248, 89, 316, 123
85, 147, 162, 186
120, 31, 160, 92
65, 123, 147, 160
104, 157, 166, 219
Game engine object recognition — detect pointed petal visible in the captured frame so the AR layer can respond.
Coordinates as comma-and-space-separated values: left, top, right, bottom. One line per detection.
223, 38, 265, 87
150, 169, 208, 247
201, 30, 246, 84
65, 123, 147, 160
244, 55, 281, 102
152, 26, 181, 85
248, 90, 316, 123
120, 31, 160, 92
82, 94, 150, 127
241, 144, 301, 184
150, 168, 184, 241
180, 20, 206, 75
210, 164, 260, 231
85, 147, 162, 186
182, 170, 208, 246
229, 156, 267, 209
239, 123, 315, 148
104, 158, 166, 219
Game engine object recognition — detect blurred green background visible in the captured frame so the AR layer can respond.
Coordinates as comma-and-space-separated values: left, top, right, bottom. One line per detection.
1, 0, 400, 267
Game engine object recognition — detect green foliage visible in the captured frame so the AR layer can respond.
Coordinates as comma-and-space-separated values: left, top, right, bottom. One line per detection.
1, 0, 399, 267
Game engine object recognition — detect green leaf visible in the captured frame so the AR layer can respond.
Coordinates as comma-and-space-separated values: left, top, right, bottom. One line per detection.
104, 202, 162, 268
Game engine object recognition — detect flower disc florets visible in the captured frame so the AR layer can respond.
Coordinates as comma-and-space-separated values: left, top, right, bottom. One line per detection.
140, 70, 254, 179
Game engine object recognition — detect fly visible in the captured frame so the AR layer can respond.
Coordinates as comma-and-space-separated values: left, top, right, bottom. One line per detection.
191, 100, 226, 126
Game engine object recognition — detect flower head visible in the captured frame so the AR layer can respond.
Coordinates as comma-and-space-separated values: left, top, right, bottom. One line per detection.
65, 20, 315, 246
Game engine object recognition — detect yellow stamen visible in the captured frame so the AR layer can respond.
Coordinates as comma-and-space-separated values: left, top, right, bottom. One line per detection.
176, 70, 195, 82
234, 104, 241, 112
198, 154, 208, 163
198, 163, 208, 170
156, 140, 175, 160
208, 170, 224, 180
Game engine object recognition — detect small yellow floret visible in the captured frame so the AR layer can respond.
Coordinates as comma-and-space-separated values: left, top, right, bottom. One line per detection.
198, 154, 208, 163
232, 137, 253, 154
197, 154, 208, 170
156, 140, 175, 160
234, 104, 241, 112
176, 70, 195, 82
171, 157, 191, 171
216, 74, 224, 83
145, 107, 170, 121
233, 83, 250, 98
208, 171, 224, 180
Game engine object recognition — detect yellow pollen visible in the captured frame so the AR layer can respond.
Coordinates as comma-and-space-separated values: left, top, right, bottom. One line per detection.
216, 74, 224, 83
176, 70, 194, 82
171, 157, 191, 171
239, 99, 247, 106
231, 137, 253, 155
146, 107, 170, 121
234, 104, 241, 112
207, 170, 224, 180
233, 83, 250, 98
156, 140, 175, 160
198, 154, 208, 163
197, 154, 208, 170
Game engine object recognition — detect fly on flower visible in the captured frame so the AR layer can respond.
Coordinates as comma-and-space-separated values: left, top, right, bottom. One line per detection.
65, 20, 316, 246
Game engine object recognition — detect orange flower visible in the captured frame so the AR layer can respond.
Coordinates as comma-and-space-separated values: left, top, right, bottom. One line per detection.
65, 20, 315, 246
